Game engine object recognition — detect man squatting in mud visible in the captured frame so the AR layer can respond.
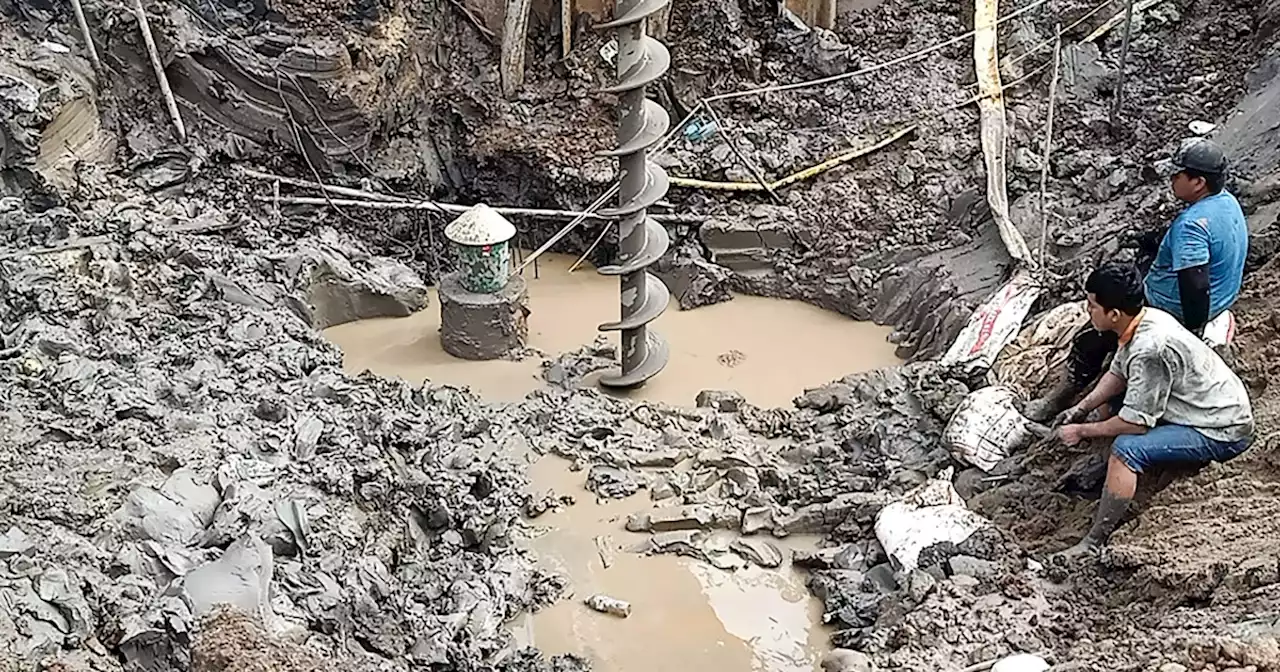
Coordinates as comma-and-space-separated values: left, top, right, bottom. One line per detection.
1024, 136, 1250, 423
1017, 137, 1255, 559
1048, 263, 1254, 560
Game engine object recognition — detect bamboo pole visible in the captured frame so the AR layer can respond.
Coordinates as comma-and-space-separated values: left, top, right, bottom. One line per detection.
253, 195, 707, 223
1038, 26, 1062, 270
70, 0, 103, 75
1109, 0, 1138, 126
132, 0, 186, 142
235, 166, 407, 203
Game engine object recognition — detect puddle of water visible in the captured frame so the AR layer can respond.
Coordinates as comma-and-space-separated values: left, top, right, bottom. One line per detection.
323, 253, 900, 407
322, 254, 897, 670
516, 457, 828, 672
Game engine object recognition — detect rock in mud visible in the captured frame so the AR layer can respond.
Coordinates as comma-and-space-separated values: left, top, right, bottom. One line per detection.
287, 229, 429, 330
626, 506, 716, 532
821, 648, 873, 672
948, 555, 1000, 580
696, 389, 746, 412
652, 240, 734, 310
730, 537, 785, 568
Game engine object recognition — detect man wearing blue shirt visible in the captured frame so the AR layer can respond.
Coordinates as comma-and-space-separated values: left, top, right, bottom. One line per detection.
1025, 138, 1249, 423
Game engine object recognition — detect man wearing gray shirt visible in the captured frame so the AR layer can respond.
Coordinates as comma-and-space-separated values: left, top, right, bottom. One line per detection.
1053, 263, 1253, 561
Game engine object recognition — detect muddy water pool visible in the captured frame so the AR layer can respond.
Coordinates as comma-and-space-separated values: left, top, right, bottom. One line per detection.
324, 253, 900, 407
323, 253, 902, 671
512, 456, 828, 672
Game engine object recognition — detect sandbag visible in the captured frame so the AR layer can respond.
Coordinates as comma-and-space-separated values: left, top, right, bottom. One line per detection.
873, 469, 992, 572
992, 653, 1051, 672
942, 385, 1038, 472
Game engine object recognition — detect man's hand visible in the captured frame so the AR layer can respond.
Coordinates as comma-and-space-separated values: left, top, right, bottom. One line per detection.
1056, 424, 1087, 446
1053, 406, 1089, 428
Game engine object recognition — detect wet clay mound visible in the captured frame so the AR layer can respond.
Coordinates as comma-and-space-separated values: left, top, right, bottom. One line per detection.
0, 199, 558, 670
0, 18, 114, 199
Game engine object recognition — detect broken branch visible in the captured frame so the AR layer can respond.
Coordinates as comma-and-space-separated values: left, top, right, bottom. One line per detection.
703, 102, 783, 203
448, 0, 497, 42
1083, 0, 1162, 43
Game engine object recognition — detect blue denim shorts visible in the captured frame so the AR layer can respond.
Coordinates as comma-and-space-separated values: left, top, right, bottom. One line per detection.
1112, 423, 1250, 473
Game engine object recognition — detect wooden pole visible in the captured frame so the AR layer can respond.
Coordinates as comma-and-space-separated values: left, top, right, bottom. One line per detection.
254, 195, 707, 223
1109, 0, 1137, 127
815, 0, 836, 30
500, 0, 533, 98
69, 0, 103, 76
561, 0, 573, 58
132, 0, 186, 142
1038, 25, 1062, 271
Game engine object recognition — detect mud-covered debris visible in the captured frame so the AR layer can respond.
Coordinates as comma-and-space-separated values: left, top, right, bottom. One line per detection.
730, 537, 784, 568
587, 465, 647, 498
652, 240, 735, 311
0, 527, 32, 556
584, 594, 632, 618
696, 389, 746, 413
821, 648, 872, 672
626, 505, 717, 532
288, 228, 430, 330
645, 530, 704, 556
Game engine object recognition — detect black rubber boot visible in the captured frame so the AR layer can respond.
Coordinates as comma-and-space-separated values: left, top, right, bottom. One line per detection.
1053, 491, 1131, 562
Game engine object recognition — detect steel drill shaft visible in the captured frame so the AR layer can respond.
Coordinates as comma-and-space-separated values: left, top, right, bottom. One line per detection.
594, 0, 673, 388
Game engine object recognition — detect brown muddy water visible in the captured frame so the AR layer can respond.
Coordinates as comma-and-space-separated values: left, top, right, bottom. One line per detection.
323, 253, 901, 672
512, 456, 828, 672
324, 253, 900, 408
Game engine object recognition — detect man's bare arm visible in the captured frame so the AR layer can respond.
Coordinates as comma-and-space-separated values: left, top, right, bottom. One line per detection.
1076, 414, 1148, 440
1073, 372, 1127, 414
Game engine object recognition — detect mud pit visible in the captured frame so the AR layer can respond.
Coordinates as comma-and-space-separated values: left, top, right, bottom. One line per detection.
324, 253, 898, 670
516, 457, 827, 672
5, 0, 1280, 668
324, 253, 900, 406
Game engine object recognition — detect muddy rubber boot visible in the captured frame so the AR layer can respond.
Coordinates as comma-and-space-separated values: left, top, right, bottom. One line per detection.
1053, 491, 1131, 563
1023, 380, 1082, 423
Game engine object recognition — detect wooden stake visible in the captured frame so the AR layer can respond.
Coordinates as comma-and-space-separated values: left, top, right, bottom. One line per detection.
69, 0, 103, 76
132, 0, 186, 142
816, 0, 836, 30
1110, 0, 1137, 127
561, 0, 573, 58
500, 0, 533, 98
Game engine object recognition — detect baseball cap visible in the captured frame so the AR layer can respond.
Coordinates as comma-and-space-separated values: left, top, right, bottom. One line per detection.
1154, 137, 1228, 177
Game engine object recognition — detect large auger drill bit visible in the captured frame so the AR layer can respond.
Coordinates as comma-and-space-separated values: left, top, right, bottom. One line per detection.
594, 0, 673, 389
